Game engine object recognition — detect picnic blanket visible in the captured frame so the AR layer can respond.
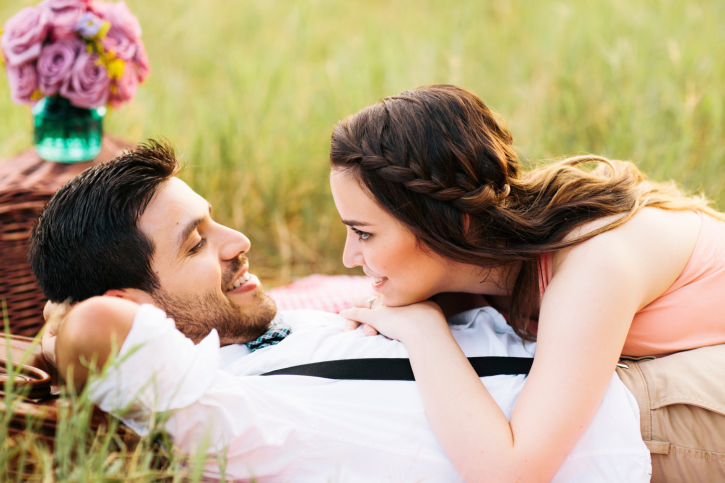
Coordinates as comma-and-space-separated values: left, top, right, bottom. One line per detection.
268, 274, 373, 313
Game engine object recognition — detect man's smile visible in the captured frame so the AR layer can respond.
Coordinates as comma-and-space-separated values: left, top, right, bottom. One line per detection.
226, 271, 251, 292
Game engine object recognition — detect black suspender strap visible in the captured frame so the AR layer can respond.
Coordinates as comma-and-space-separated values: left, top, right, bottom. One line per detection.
261, 356, 533, 381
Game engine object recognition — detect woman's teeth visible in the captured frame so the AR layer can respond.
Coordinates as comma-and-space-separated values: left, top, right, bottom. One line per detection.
373, 277, 387, 285
229, 272, 251, 291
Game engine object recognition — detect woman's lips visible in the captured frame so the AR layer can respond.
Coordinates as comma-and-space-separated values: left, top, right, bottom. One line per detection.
371, 276, 388, 289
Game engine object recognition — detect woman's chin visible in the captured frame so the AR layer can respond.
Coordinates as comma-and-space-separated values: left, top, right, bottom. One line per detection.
379, 292, 424, 308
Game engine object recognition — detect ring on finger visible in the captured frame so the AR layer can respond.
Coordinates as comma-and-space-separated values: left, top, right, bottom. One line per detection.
366, 296, 379, 309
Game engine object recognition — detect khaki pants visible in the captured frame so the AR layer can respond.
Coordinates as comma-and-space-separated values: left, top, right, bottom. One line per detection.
617, 345, 725, 482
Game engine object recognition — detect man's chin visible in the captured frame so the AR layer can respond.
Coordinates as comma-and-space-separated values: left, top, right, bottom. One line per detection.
151, 286, 278, 346
222, 290, 278, 346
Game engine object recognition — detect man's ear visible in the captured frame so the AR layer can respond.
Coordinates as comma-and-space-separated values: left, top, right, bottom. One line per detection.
104, 288, 156, 305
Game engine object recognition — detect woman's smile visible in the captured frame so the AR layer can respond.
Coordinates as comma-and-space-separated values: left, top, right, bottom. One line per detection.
330, 169, 458, 306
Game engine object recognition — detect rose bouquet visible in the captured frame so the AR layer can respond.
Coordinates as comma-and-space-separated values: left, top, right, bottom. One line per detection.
1, 0, 150, 109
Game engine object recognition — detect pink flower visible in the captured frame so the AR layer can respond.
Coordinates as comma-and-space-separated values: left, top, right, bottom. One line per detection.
43, 0, 90, 8
40, 0, 89, 41
108, 63, 138, 108
1, 7, 50, 66
37, 38, 84, 96
133, 41, 150, 82
60, 49, 110, 108
6, 62, 39, 104
90, 1, 141, 40
101, 27, 136, 60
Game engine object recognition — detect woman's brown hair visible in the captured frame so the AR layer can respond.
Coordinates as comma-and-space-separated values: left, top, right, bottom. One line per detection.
330, 84, 722, 340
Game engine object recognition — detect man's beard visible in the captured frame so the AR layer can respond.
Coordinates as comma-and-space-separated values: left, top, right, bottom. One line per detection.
150, 285, 277, 346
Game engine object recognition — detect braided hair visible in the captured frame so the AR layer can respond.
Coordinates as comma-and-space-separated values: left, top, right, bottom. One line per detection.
330, 84, 721, 340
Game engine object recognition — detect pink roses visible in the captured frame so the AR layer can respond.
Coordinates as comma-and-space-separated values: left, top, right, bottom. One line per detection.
7, 63, 39, 104
37, 38, 83, 95
43, 0, 89, 40
1, 0, 149, 109
1, 7, 50, 67
60, 50, 110, 108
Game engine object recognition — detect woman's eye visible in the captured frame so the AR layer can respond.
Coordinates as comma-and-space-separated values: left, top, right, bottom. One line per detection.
352, 228, 372, 241
190, 238, 206, 254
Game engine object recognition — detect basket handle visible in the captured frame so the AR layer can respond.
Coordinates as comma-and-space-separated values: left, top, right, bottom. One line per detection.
0, 357, 53, 400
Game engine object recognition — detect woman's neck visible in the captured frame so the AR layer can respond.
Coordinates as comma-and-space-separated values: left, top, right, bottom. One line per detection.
447, 260, 522, 297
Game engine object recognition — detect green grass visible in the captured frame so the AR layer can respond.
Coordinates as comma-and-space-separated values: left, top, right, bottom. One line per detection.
1, 0, 725, 479
2, 0, 724, 283
1, 307, 207, 482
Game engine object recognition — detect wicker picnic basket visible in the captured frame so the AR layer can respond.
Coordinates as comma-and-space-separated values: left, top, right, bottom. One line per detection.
0, 332, 141, 478
0, 136, 133, 336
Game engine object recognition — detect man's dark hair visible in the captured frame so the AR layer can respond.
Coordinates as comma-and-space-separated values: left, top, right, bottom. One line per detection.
29, 139, 180, 303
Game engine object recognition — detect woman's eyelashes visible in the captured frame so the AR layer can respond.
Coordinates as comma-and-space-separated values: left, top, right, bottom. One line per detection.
351, 227, 372, 241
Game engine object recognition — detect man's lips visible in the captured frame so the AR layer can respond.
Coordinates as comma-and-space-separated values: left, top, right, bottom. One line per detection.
225, 267, 252, 292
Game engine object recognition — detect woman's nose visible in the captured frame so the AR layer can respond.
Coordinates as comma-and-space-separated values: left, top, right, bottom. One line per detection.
342, 233, 362, 268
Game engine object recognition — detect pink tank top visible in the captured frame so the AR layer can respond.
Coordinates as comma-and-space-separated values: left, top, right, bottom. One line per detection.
538, 212, 725, 357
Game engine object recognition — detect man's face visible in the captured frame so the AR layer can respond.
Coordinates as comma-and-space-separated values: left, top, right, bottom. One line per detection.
136, 177, 276, 345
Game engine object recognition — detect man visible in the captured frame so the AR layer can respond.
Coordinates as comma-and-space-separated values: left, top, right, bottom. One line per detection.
29, 141, 650, 481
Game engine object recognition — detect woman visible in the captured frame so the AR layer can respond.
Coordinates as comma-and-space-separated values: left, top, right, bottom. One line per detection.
330, 84, 725, 482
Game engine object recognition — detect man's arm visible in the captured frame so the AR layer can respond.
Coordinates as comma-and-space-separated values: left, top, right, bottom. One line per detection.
56, 297, 138, 391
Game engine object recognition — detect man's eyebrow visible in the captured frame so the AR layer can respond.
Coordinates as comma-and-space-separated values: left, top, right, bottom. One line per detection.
177, 217, 204, 253
177, 203, 212, 254
342, 220, 371, 227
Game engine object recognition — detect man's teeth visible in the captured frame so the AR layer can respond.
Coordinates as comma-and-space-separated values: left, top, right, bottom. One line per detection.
229, 272, 252, 290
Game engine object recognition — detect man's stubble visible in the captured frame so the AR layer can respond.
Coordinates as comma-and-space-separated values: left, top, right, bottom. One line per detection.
150, 255, 277, 345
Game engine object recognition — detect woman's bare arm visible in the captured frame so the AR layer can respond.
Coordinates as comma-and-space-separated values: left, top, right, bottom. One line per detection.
340, 227, 660, 481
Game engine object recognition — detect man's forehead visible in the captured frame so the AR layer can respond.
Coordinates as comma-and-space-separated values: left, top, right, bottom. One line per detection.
138, 177, 210, 241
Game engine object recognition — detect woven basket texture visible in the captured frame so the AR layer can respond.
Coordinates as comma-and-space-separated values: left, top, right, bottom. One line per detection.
0, 136, 132, 336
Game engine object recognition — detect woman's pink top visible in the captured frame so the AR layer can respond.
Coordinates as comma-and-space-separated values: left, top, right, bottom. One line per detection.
537, 212, 725, 357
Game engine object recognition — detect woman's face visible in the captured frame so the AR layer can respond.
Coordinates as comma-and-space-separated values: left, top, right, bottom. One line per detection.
330, 170, 455, 307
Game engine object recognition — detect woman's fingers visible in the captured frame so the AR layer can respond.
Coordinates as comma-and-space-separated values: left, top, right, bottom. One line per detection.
351, 293, 382, 309
344, 319, 361, 332
340, 307, 373, 324
341, 308, 380, 337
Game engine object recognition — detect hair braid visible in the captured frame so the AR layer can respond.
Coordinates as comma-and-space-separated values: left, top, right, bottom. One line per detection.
353, 149, 507, 214
332, 84, 723, 341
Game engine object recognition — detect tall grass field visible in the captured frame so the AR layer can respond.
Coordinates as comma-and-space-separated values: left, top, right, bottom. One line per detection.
2, 0, 724, 479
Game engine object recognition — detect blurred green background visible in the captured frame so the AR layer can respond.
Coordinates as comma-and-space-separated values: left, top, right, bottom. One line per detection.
2, 0, 724, 284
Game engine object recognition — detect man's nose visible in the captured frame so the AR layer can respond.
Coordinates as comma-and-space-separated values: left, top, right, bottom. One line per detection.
220, 225, 251, 260
341, 233, 362, 268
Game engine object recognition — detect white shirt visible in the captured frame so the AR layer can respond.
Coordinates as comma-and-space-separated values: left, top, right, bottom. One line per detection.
89, 305, 651, 482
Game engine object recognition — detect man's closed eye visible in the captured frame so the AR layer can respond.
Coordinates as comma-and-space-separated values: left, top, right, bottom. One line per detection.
190, 238, 206, 254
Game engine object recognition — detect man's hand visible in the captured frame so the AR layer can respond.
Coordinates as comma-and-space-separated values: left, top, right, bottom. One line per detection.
41, 300, 69, 369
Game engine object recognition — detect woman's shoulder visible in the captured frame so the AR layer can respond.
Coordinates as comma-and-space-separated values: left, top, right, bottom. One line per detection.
561, 207, 701, 245
552, 208, 702, 308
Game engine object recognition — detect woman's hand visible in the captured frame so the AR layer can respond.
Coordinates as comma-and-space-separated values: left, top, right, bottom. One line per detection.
339, 295, 450, 344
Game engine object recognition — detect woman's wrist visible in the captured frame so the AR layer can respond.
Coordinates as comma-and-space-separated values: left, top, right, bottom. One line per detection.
399, 313, 455, 349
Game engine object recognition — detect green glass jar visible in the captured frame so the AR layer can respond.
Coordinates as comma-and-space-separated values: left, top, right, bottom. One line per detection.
32, 96, 106, 163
